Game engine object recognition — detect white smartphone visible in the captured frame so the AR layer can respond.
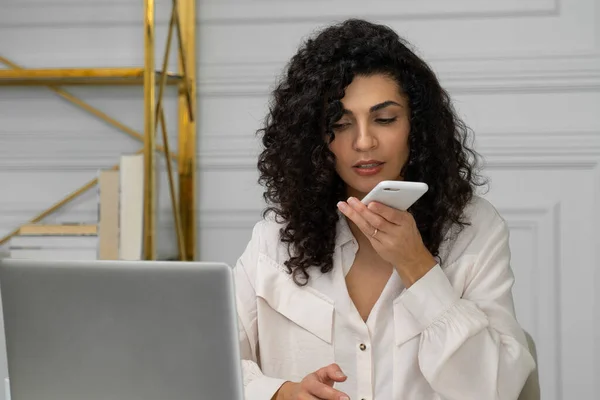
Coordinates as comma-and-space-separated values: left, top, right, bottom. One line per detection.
361, 180, 428, 211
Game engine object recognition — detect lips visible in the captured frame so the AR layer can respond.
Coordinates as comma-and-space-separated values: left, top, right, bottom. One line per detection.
352, 160, 385, 176
353, 160, 384, 169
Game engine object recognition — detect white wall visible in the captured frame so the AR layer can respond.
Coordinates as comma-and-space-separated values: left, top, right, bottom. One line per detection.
1, 0, 599, 399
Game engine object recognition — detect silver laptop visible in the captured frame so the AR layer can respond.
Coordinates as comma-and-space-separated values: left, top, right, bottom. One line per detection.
0, 258, 244, 400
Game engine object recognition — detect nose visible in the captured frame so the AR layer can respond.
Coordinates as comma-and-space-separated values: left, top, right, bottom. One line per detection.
353, 124, 377, 152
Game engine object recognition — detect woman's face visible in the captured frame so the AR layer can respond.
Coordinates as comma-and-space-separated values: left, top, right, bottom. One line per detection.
328, 73, 411, 199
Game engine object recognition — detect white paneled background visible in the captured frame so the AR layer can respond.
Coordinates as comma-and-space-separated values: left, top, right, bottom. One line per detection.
1, 0, 599, 399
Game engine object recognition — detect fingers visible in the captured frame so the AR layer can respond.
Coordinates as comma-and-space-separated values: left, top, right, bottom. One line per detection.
366, 200, 410, 225
315, 363, 347, 385
299, 364, 350, 400
296, 393, 321, 400
305, 379, 350, 400
337, 199, 367, 234
337, 197, 390, 238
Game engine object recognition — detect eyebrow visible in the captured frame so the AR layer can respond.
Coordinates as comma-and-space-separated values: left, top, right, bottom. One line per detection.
342, 100, 403, 115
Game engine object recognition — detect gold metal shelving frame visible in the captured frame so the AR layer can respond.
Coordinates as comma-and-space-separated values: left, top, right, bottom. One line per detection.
0, 0, 197, 261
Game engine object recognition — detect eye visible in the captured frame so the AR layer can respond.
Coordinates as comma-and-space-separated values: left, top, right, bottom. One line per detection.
332, 122, 351, 131
375, 117, 397, 125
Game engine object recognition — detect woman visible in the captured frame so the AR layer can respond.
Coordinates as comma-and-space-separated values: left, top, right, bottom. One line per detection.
234, 19, 536, 400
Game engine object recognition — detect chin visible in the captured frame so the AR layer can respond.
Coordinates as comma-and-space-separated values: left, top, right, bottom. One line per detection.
346, 178, 385, 198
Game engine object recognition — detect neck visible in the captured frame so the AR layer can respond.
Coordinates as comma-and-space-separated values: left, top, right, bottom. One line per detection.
346, 216, 376, 252
346, 185, 367, 201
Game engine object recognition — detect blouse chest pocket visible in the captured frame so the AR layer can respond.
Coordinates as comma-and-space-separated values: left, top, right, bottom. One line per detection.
254, 253, 335, 379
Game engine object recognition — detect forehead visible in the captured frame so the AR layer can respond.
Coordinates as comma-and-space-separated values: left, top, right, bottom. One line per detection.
341, 74, 405, 109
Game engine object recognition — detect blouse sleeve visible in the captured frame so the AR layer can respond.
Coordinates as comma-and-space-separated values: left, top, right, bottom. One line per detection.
395, 216, 537, 399
233, 222, 288, 400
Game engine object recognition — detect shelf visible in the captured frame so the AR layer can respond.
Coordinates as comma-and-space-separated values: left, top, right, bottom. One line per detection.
0, 67, 183, 86
0, 0, 197, 260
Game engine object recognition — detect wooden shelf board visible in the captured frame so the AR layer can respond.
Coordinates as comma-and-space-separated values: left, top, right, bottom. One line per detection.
0, 67, 182, 86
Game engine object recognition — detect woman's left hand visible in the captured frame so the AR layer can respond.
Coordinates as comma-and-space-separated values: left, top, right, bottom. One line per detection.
337, 197, 438, 287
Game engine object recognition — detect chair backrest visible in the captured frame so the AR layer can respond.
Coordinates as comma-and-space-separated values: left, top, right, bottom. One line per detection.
518, 331, 540, 400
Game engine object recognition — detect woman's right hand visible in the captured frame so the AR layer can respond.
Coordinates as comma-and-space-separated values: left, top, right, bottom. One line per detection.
273, 363, 350, 400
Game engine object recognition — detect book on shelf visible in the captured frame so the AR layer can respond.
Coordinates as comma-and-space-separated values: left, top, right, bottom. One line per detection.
9, 223, 99, 261
97, 169, 119, 260
8, 248, 98, 261
8, 153, 151, 262
9, 234, 98, 249
119, 153, 144, 261
18, 223, 97, 236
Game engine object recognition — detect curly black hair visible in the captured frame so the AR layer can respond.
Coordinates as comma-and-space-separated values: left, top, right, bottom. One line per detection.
257, 19, 486, 286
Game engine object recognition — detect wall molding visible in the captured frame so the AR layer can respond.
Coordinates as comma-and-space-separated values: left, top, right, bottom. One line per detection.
200, 131, 600, 170
498, 202, 562, 400
1, 131, 599, 171
195, 54, 600, 96
3, 52, 598, 96
476, 131, 600, 169
0, 0, 558, 27
3, 57, 598, 96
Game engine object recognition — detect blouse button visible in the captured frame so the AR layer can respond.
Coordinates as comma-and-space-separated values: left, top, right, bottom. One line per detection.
359, 343, 367, 351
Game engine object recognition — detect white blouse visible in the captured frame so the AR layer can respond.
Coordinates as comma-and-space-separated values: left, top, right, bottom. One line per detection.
233, 195, 536, 400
